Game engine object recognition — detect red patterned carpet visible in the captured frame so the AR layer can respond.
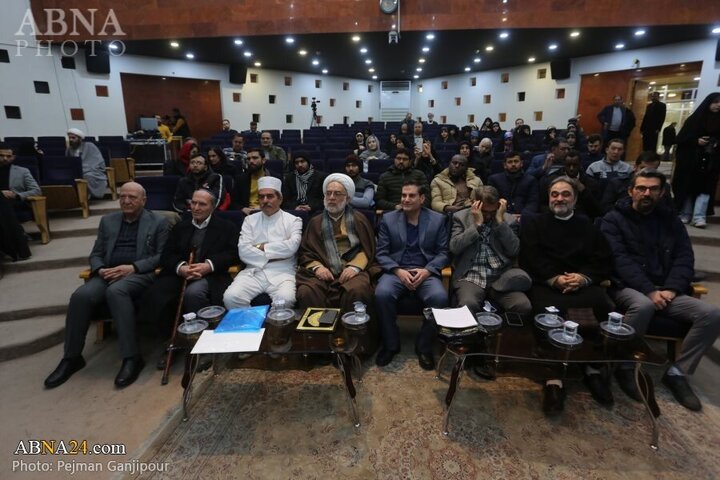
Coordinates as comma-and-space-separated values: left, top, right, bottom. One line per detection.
141, 354, 720, 479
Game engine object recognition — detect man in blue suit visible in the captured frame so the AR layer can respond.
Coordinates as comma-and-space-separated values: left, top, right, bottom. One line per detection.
375, 180, 449, 370
44, 182, 169, 389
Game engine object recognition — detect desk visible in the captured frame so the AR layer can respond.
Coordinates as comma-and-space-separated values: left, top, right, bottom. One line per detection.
129, 140, 167, 167
438, 321, 666, 449
181, 319, 367, 428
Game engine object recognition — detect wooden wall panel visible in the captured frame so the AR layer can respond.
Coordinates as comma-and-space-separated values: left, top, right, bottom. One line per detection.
30, 0, 720, 41
577, 70, 635, 137
119, 73, 221, 142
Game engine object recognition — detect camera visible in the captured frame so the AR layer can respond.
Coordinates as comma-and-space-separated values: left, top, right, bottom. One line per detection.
388, 30, 399, 44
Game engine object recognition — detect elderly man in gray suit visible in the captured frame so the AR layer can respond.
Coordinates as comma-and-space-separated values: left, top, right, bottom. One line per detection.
44, 182, 169, 389
0, 142, 41, 260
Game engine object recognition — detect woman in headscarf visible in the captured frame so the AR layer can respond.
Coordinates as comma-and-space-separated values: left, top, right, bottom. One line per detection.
434, 127, 456, 147
480, 117, 494, 132
672, 92, 720, 228
358, 134, 388, 172
350, 132, 366, 156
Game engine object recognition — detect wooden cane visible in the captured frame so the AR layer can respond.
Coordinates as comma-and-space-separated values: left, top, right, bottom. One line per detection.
161, 249, 195, 385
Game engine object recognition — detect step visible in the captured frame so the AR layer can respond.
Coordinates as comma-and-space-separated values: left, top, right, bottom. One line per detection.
686, 223, 720, 247
23, 214, 101, 241
3, 236, 96, 274
0, 315, 65, 362
692, 245, 720, 281
0, 267, 81, 321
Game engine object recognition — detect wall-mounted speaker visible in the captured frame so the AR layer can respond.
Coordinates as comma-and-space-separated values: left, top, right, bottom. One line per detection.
550, 59, 571, 80
85, 45, 110, 74
229, 63, 247, 85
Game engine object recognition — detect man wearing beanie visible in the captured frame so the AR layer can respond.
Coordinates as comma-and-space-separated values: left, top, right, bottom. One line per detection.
224, 176, 303, 308
295, 173, 379, 312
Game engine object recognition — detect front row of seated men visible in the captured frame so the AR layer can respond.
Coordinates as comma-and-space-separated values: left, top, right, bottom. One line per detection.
45, 172, 720, 416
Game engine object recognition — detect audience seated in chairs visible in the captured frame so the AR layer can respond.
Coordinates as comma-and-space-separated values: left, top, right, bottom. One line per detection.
295, 173, 379, 312
519, 176, 615, 415
139, 189, 240, 369
600, 169, 720, 411
374, 181, 449, 370
66, 128, 108, 199
172, 153, 224, 214
0, 142, 42, 259
430, 154, 483, 214
44, 182, 170, 389
223, 176, 302, 309
282, 151, 327, 214
358, 134, 389, 173
344, 155, 375, 209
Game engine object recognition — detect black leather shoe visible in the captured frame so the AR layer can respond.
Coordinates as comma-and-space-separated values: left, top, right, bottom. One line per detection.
44, 357, 86, 389
584, 373, 614, 406
614, 368, 642, 402
417, 353, 435, 371
115, 356, 145, 388
375, 349, 398, 367
662, 373, 701, 411
542, 384, 565, 415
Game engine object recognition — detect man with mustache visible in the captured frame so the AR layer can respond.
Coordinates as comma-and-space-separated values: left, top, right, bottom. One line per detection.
295, 174, 378, 312
223, 177, 303, 309
601, 169, 720, 411
520, 176, 614, 415
232, 147, 269, 215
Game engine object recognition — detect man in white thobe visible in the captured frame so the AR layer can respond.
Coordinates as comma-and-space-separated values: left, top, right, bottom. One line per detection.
66, 128, 108, 199
223, 176, 303, 308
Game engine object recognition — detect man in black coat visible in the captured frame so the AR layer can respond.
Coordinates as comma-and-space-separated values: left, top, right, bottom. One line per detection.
640, 91, 667, 152
488, 151, 539, 216
139, 189, 240, 355
233, 147, 269, 214
601, 169, 720, 411
597, 95, 636, 143
282, 151, 327, 213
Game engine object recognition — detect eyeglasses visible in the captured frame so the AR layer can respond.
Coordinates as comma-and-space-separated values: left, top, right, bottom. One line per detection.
325, 191, 347, 198
633, 185, 662, 194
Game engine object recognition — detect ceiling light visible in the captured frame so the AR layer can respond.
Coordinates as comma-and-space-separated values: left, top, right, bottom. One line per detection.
162, 77, 166, 80
464, 67, 471, 72
109, 43, 119, 50
426, 33, 435, 40
185, 53, 194, 59
365, 59, 372, 64
360, 47, 368, 54
243, 51, 252, 57
502, 17, 507, 22
422, 46, 430, 53
615, 43, 625, 49
285, 37, 294, 44
322, 69, 328, 74
391, 24, 396, 29
649, 81, 656, 85
634, 29, 646, 36
570, 31, 580, 37
312, 59, 319, 65
594, 73, 600, 77
528, 57, 536, 62
713, 27, 720, 34
419, 58, 426, 63
416, 67, 422, 72
372, 75, 378, 80
254, 61, 261, 67
234, 39, 243, 45
548, 44, 558, 50
298, 50, 307, 56
368, 68, 375, 73
499, 32, 509, 39
485, 45, 494, 51
413, 75, 419, 79
473, 57, 481, 63
693, 77, 701, 81
351, 35, 361, 42
170, 41, 179, 48
667, 93, 677, 98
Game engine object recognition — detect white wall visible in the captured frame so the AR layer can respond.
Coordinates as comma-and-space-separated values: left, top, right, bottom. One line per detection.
413, 38, 719, 130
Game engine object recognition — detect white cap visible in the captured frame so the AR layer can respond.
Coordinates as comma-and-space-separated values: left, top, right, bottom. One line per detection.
257, 176, 282, 194
67, 128, 85, 139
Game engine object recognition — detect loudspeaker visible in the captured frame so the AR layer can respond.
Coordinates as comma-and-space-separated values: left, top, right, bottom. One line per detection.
85, 45, 110, 74
229, 63, 247, 85
550, 59, 571, 80
715, 38, 720, 61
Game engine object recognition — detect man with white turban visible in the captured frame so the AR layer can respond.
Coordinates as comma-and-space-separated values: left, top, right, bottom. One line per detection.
66, 128, 108, 199
295, 173, 379, 312
223, 176, 303, 308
